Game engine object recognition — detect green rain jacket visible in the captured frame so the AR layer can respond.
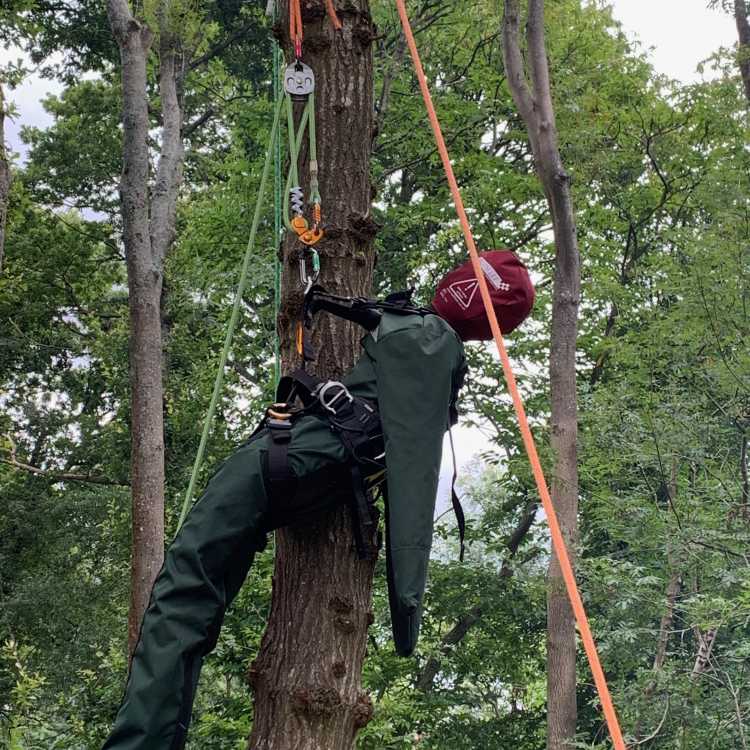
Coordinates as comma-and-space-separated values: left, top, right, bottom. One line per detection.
339, 309, 467, 655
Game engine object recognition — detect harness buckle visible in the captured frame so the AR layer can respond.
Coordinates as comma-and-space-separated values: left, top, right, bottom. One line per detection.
266, 417, 293, 430
265, 403, 298, 441
318, 381, 354, 414
266, 401, 300, 420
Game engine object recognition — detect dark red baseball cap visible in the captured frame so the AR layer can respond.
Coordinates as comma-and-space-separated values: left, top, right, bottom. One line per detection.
432, 250, 535, 341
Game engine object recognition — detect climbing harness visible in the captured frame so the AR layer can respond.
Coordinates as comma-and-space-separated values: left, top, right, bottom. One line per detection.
262, 368, 385, 559
394, 0, 627, 746
300, 287, 468, 559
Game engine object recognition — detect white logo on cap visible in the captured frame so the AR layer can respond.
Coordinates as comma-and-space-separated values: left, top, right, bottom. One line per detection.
480, 257, 511, 291
447, 279, 479, 310
445, 259, 511, 311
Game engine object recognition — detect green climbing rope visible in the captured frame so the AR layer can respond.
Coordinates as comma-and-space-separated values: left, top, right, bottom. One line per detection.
273, 39, 284, 387
176, 93, 285, 532
176, 38, 323, 531
282, 93, 315, 231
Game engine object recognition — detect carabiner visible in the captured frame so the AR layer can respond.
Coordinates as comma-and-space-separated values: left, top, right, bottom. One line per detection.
299, 247, 320, 295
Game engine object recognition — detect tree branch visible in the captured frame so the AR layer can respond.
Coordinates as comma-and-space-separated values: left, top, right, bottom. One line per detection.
182, 107, 216, 138
691, 626, 719, 680
150, 2, 185, 269
2, 435, 128, 487
107, 0, 151, 48
415, 501, 538, 693
374, 34, 407, 145
188, 21, 257, 71
502, 0, 538, 149
526, 0, 554, 130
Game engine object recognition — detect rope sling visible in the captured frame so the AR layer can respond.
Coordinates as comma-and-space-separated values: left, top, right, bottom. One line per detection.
176, 2, 628, 747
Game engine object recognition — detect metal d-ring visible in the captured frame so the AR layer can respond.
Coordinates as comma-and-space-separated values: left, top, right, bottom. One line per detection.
318, 381, 353, 414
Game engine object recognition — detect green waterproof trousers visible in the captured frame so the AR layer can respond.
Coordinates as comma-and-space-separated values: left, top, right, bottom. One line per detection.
102, 413, 352, 750
103, 310, 466, 750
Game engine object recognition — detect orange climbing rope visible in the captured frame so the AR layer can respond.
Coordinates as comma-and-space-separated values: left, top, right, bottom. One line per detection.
289, 0, 303, 58
289, 0, 342, 59
393, 1, 628, 748
325, 0, 343, 30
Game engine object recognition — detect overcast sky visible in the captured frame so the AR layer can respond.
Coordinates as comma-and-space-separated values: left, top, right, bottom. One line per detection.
609, 0, 736, 80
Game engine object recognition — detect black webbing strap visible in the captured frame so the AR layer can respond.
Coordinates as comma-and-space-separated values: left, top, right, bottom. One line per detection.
348, 463, 374, 559
276, 368, 325, 407
447, 426, 466, 561
324, 394, 383, 559
304, 287, 434, 332
266, 418, 296, 500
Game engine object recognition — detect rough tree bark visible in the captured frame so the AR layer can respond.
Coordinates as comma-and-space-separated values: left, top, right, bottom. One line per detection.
248, 2, 378, 748
502, 2, 581, 749
107, 0, 185, 656
735, 0, 750, 104
0, 82, 10, 274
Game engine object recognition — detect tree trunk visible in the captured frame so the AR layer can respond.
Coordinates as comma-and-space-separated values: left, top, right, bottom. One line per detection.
248, 2, 378, 748
0, 82, 10, 274
691, 627, 718, 679
108, 0, 185, 657
735, 0, 750, 104
502, 2, 581, 748
636, 469, 681, 738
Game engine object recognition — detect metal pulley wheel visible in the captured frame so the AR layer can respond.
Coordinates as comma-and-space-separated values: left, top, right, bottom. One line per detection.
284, 61, 315, 100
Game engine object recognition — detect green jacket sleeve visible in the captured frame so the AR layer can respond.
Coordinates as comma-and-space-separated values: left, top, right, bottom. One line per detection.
369, 315, 462, 656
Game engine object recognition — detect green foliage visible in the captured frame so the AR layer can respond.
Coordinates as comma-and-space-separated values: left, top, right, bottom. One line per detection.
2, 0, 750, 747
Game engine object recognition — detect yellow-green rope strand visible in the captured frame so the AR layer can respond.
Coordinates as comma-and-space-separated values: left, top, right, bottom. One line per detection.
176, 93, 285, 533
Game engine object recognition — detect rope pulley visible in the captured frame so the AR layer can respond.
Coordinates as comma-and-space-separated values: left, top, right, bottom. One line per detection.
283, 0, 342, 365
284, 60, 315, 100
283, 64, 324, 248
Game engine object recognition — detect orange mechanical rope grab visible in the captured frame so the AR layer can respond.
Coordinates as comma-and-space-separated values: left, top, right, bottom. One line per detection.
393, 0, 629, 748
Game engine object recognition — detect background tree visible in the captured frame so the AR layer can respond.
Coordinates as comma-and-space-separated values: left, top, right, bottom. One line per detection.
0, 81, 10, 272
106, 0, 185, 654
715, 0, 750, 103
502, 2, 580, 747
733, 0, 750, 102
